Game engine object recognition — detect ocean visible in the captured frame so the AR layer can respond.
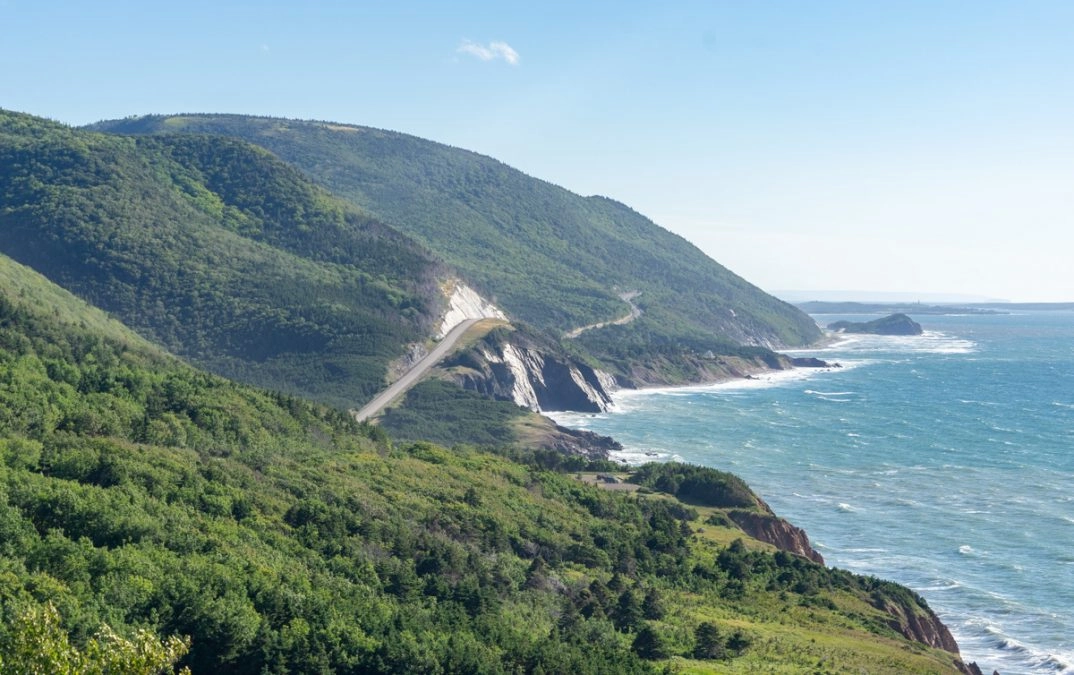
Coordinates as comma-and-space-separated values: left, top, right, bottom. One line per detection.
552, 311, 1074, 674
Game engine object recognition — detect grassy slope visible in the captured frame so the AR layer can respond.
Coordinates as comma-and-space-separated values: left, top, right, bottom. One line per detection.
0, 109, 442, 409
89, 115, 822, 354
0, 252, 965, 673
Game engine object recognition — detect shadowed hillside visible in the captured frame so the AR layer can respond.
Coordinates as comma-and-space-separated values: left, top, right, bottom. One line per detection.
91, 114, 822, 359
1, 110, 444, 408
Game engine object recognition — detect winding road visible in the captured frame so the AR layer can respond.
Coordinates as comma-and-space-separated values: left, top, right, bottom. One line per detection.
351, 318, 483, 423
564, 291, 642, 338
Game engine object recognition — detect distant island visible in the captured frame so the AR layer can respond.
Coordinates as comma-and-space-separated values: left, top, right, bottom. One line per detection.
828, 313, 924, 335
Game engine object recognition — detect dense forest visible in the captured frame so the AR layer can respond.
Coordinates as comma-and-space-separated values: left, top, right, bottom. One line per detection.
0, 109, 442, 409
0, 252, 971, 673
0, 109, 979, 672
90, 114, 822, 379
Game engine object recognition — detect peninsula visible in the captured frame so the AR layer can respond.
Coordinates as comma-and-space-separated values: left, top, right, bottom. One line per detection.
828, 313, 924, 335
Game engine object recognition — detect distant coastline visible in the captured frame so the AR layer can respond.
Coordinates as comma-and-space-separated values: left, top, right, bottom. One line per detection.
798, 300, 1074, 315
796, 301, 1003, 315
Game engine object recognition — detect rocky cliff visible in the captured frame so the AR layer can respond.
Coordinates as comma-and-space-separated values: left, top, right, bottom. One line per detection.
729, 502, 989, 674
728, 509, 825, 564
873, 592, 960, 653
444, 329, 616, 413
437, 281, 506, 337
872, 590, 990, 675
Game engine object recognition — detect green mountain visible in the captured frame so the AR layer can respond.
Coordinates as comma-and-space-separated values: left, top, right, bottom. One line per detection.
90, 115, 821, 367
1, 109, 443, 409
0, 251, 972, 673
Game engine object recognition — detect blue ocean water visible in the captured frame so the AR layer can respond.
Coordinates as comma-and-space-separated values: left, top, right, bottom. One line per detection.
553, 311, 1074, 674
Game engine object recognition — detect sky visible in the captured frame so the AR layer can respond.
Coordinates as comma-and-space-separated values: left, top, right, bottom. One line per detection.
2, 1, 1072, 301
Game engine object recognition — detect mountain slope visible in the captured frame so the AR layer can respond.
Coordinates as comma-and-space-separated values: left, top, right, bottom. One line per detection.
0, 252, 974, 673
90, 114, 822, 357
0, 109, 443, 408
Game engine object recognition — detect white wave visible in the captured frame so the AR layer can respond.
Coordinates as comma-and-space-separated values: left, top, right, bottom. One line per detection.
959, 544, 975, 555
609, 447, 683, 465
814, 329, 976, 355
784, 333, 864, 352
1053, 401, 1074, 410
917, 581, 964, 592
1037, 650, 1074, 673
607, 360, 874, 405
837, 502, 855, 512
804, 389, 856, 396
978, 628, 1074, 675
959, 609, 1074, 674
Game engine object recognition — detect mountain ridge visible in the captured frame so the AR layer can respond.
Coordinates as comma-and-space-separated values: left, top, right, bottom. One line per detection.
1, 109, 444, 409
89, 114, 822, 375
0, 107, 988, 672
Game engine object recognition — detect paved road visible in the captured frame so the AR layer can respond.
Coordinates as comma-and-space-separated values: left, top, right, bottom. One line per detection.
352, 318, 482, 423
564, 291, 642, 338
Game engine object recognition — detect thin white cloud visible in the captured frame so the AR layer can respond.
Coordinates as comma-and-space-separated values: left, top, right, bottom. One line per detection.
457, 40, 519, 65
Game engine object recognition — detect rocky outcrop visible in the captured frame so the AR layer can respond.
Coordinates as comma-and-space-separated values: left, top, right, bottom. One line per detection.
538, 424, 622, 459
870, 590, 960, 653
867, 584, 994, 673
727, 509, 825, 564
727, 505, 993, 671
444, 330, 617, 413
956, 660, 986, 675
437, 281, 506, 337
790, 356, 837, 368
828, 313, 923, 335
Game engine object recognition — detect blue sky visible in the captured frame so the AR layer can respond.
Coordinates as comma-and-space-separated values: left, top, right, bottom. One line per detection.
3, 1, 1072, 301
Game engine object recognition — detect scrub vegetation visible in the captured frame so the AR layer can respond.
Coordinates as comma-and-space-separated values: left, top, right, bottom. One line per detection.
0, 253, 967, 673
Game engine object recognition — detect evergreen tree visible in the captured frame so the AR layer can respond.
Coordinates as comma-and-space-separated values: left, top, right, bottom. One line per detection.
631, 624, 669, 660
692, 622, 725, 659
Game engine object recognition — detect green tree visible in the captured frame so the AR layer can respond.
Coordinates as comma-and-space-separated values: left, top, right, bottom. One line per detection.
0, 602, 191, 675
615, 590, 644, 632
631, 624, 669, 660
692, 622, 725, 660
641, 588, 665, 620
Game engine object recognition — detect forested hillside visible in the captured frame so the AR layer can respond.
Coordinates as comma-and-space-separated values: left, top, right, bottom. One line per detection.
0, 109, 442, 408
91, 115, 822, 357
0, 252, 970, 673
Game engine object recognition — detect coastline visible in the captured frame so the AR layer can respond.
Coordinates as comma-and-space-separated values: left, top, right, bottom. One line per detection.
550, 336, 995, 674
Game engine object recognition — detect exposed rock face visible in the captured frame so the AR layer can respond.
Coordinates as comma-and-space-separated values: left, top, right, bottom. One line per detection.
727, 504, 992, 671
437, 281, 506, 338
790, 356, 835, 368
539, 424, 622, 459
871, 593, 960, 653
445, 332, 617, 413
727, 510, 825, 564
956, 660, 985, 675
828, 313, 923, 336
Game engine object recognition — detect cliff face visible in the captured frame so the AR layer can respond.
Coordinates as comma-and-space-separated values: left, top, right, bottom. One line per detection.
728, 510, 825, 564
444, 332, 617, 413
873, 594, 960, 653
532, 424, 623, 459
729, 504, 988, 673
